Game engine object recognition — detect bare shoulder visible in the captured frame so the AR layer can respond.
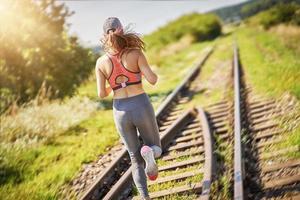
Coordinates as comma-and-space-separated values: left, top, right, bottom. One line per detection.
96, 54, 110, 70
124, 48, 143, 57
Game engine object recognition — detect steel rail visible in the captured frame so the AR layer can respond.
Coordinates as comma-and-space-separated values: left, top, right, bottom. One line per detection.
79, 47, 214, 200
79, 147, 128, 200
233, 41, 244, 200
198, 107, 214, 200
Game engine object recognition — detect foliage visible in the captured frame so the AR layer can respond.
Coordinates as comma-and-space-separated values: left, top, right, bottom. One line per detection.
248, 3, 300, 29
210, 0, 300, 23
142, 12, 221, 65
240, 0, 299, 18
210, 0, 251, 22
143, 13, 221, 52
0, 0, 96, 114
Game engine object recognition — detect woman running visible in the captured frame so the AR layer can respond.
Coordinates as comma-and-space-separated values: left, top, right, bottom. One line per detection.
95, 17, 162, 200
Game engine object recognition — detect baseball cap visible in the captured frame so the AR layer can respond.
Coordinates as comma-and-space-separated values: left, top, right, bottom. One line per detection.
103, 17, 123, 34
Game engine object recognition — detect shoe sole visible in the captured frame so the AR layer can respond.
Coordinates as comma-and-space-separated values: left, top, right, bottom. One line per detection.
141, 145, 158, 181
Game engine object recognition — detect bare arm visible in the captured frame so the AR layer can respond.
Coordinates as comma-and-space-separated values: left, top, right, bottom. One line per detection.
138, 50, 158, 85
95, 59, 112, 99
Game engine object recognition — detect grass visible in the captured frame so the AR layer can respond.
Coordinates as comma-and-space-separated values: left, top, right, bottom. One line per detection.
180, 32, 234, 109
156, 154, 202, 167
260, 95, 300, 159
145, 41, 212, 110
236, 26, 300, 99
143, 12, 221, 65
210, 121, 233, 200
0, 109, 119, 200
277, 129, 300, 158
148, 172, 203, 192
260, 129, 300, 160
158, 193, 199, 200
157, 163, 203, 178
0, 96, 97, 146
269, 25, 300, 54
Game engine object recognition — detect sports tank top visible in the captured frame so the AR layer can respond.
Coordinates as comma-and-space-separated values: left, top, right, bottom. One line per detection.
106, 50, 142, 91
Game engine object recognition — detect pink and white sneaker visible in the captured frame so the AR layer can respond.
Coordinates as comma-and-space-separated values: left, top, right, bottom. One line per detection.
140, 145, 158, 181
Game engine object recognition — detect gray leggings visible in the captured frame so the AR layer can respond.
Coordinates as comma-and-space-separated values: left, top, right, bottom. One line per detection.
112, 93, 162, 198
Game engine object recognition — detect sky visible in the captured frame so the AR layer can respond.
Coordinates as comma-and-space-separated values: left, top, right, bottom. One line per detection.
61, 0, 248, 46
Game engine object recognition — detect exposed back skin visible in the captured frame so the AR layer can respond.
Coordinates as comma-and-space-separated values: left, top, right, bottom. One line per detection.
95, 48, 158, 99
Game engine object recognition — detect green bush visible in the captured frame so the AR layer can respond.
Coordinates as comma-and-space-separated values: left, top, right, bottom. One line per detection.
240, 0, 300, 19
143, 13, 222, 51
249, 3, 300, 29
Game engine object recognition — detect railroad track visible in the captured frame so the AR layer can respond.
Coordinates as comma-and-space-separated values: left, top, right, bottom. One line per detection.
233, 43, 300, 199
79, 47, 214, 200
75, 41, 299, 200
128, 106, 218, 199
130, 43, 300, 200
131, 100, 233, 200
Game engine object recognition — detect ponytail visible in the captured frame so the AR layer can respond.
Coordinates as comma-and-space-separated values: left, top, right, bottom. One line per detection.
100, 24, 145, 54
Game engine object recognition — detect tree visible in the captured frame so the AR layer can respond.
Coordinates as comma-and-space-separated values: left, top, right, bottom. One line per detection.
0, 0, 95, 113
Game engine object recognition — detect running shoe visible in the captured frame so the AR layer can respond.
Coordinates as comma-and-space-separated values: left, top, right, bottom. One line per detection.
140, 145, 158, 181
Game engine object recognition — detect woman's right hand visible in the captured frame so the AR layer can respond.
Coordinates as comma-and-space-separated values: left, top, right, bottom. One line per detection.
105, 86, 112, 95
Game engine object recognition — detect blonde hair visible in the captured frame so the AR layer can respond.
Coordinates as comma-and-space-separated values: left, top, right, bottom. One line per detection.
100, 24, 146, 54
